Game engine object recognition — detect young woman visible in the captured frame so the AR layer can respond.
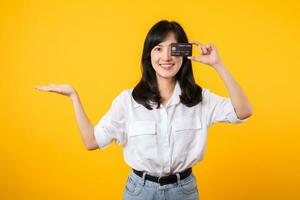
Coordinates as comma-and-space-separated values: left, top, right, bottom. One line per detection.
35, 20, 253, 200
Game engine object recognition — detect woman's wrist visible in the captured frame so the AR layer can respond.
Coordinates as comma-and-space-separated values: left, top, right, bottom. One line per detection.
70, 91, 79, 102
212, 62, 226, 72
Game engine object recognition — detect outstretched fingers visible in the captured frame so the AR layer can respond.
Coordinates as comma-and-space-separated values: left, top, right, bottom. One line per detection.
35, 84, 59, 92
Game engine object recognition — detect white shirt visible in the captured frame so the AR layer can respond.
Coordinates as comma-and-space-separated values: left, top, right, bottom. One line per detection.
94, 81, 248, 176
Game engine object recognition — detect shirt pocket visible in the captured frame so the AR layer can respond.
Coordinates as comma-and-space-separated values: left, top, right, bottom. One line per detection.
173, 116, 202, 155
128, 120, 158, 161
128, 120, 156, 136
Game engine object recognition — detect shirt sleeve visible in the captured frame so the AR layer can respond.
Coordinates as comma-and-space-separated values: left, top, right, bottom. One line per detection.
94, 90, 127, 149
203, 88, 249, 126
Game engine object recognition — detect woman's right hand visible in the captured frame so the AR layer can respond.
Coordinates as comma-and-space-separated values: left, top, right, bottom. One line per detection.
34, 83, 77, 99
35, 83, 97, 150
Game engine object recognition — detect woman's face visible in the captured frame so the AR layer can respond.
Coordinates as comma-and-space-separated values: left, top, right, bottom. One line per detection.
150, 32, 183, 81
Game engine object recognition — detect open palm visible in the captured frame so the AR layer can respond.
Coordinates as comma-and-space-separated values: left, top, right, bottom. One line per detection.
35, 84, 76, 97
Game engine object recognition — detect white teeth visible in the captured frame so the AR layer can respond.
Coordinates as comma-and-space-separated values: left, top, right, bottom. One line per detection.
160, 63, 174, 70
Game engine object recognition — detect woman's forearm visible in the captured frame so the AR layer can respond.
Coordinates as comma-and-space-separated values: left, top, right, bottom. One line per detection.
70, 92, 98, 150
213, 63, 253, 119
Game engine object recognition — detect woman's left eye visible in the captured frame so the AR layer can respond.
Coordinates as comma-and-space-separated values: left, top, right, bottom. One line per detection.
154, 47, 161, 51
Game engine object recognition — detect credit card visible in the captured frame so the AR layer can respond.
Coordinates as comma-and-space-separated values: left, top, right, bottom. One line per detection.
171, 43, 192, 57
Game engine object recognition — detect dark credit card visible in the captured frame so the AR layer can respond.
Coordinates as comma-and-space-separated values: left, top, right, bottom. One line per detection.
171, 43, 192, 57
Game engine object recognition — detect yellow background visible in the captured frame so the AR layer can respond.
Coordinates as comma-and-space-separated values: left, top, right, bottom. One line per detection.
1, 0, 299, 199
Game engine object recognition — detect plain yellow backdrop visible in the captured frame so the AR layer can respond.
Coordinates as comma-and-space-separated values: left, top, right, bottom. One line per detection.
1, 0, 299, 199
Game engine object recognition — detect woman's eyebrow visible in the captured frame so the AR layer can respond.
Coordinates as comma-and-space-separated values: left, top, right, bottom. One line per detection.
156, 43, 174, 47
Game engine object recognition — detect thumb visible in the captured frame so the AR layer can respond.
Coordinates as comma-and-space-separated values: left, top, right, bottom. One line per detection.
188, 56, 206, 63
188, 56, 201, 62
198, 56, 207, 63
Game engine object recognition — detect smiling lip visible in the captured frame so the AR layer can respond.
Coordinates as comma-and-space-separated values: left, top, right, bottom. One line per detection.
159, 63, 175, 70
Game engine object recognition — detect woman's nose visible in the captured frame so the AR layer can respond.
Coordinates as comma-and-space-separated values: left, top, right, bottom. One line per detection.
162, 48, 172, 60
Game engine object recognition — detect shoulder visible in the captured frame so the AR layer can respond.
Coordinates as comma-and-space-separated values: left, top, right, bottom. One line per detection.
112, 88, 136, 107
200, 87, 210, 100
199, 87, 227, 107
201, 87, 209, 95
113, 88, 132, 101
117, 88, 132, 98
201, 87, 222, 99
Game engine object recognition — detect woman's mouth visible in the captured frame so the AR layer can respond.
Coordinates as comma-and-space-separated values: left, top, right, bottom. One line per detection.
159, 63, 175, 70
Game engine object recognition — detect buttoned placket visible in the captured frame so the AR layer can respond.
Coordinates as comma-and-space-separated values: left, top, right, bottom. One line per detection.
159, 105, 171, 175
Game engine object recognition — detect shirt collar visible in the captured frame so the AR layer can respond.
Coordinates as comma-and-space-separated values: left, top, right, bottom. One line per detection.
133, 80, 181, 108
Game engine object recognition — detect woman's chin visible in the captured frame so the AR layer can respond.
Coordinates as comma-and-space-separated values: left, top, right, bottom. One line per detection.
156, 72, 176, 80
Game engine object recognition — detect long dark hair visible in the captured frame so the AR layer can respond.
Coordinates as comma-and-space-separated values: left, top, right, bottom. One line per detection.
132, 20, 203, 110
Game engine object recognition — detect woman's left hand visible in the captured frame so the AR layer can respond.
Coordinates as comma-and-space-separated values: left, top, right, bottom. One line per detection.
188, 41, 224, 69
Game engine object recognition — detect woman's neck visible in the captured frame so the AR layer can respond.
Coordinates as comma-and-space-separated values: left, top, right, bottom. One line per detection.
157, 78, 176, 104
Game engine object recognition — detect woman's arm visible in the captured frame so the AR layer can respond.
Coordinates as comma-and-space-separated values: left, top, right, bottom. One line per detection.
35, 84, 98, 150
70, 92, 98, 150
213, 63, 253, 119
188, 42, 253, 120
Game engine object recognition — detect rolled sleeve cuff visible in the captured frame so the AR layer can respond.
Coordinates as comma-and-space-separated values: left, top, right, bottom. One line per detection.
226, 99, 249, 124
94, 125, 113, 149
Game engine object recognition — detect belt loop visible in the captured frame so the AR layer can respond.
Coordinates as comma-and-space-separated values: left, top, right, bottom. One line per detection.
141, 171, 147, 186
176, 173, 181, 185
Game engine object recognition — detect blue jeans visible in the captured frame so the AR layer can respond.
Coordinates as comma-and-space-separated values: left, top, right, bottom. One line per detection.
123, 170, 199, 200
